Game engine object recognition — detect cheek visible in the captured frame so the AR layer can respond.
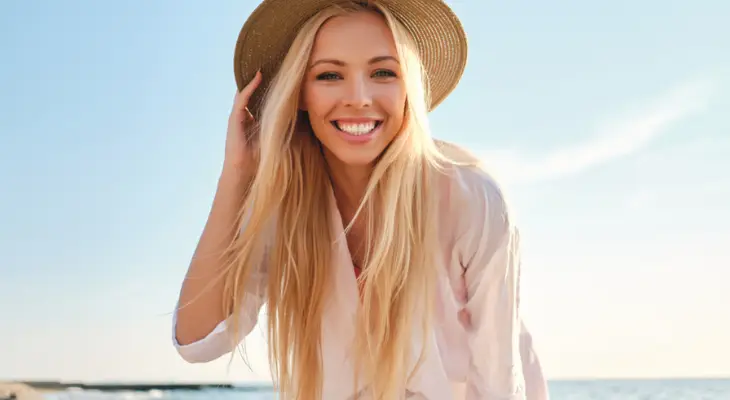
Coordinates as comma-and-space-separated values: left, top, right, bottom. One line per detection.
381, 86, 407, 125
388, 84, 406, 110
303, 87, 335, 119
302, 87, 334, 141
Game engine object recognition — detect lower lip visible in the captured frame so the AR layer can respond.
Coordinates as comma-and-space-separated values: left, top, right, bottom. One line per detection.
335, 123, 381, 144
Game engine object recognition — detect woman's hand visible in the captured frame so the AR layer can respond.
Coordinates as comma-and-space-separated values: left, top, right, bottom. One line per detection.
223, 71, 262, 176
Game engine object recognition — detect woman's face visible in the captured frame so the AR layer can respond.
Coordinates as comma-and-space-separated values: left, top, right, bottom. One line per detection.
302, 11, 406, 168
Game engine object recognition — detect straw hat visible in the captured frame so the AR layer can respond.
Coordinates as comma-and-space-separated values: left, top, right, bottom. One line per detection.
233, 0, 468, 119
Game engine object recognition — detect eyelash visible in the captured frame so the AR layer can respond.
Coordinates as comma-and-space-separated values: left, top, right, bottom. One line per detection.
315, 69, 397, 80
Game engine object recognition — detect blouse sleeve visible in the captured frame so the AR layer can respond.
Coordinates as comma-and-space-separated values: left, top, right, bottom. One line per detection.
171, 264, 268, 363
456, 171, 526, 400
172, 214, 272, 364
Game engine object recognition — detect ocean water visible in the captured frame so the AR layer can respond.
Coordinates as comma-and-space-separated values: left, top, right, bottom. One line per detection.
42, 379, 730, 400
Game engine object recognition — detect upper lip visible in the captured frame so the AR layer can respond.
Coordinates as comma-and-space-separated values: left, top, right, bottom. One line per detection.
331, 117, 383, 123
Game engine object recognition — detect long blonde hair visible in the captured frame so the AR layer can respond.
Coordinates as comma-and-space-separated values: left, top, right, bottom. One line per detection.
222, 2, 472, 399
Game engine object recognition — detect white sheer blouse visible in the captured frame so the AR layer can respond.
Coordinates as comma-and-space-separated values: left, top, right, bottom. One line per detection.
172, 165, 549, 400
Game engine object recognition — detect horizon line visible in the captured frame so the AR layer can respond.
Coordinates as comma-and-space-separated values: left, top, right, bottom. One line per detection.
6, 376, 730, 386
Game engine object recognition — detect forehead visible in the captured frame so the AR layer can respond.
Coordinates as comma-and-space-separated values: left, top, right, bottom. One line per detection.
310, 11, 398, 60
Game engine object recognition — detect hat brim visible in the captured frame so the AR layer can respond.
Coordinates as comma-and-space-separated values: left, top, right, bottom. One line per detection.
233, 0, 468, 119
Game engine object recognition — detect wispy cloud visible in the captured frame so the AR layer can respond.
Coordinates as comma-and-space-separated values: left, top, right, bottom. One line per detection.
479, 78, 715, 185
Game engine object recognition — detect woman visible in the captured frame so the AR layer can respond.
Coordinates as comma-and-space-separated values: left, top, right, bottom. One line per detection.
173, 0, 549, 399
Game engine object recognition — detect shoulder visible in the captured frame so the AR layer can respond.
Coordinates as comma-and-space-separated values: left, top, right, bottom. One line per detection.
433, 140, 515, 234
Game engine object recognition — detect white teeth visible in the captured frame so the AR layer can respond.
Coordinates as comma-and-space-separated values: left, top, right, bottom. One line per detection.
336, 121, 377, 136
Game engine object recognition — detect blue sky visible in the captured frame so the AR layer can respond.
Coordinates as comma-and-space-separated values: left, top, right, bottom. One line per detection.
1, 0, 728, 384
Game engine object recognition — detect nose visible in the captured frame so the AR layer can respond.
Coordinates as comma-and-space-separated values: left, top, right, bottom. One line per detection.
342, 75, 372, 109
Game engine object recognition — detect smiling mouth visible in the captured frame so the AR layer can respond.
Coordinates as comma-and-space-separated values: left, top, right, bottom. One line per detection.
331, 120, 383, 136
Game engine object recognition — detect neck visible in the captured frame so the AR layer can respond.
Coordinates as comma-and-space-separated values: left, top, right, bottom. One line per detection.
325, 156, 372, 223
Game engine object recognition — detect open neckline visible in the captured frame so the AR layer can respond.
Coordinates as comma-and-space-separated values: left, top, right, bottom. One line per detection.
326, 185, 367, 306
353, 263, 362, 278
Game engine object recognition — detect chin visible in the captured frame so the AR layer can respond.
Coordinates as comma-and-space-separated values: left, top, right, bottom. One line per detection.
327, 148, 382, 168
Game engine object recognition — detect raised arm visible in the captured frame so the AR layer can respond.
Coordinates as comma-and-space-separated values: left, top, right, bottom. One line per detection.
172, 169, 269, 363
173, 72, 267, 363
174, 170, 250, 347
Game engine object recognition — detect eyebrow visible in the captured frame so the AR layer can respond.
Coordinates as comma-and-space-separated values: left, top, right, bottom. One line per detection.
309, 55, 399, 68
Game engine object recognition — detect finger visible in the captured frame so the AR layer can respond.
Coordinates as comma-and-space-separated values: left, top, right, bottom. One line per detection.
244, 107, 255, 122
234, 70, 262, 111
243, 109, 260, 141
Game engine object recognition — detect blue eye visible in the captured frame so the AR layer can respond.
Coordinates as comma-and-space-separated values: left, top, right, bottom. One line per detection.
316, 72, 341, 80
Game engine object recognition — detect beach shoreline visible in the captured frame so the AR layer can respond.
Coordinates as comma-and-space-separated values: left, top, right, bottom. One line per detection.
0, 382, 50, 400
0, 381, 249, 399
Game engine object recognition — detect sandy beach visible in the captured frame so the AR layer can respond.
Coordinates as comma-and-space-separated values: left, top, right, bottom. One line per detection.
0, 382, 46, 400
